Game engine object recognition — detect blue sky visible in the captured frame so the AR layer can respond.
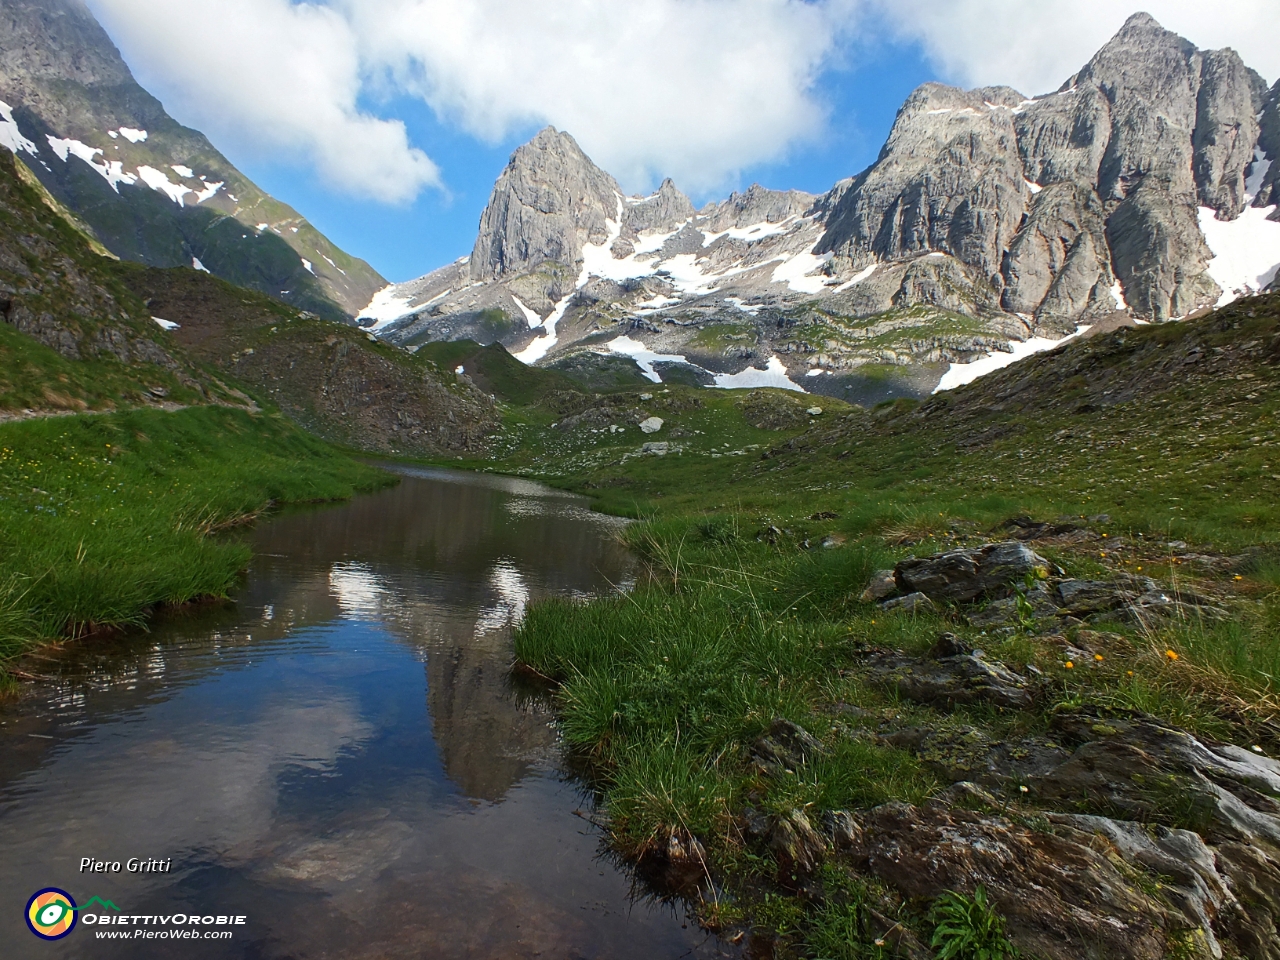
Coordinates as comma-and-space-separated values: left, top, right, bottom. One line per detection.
88, 1, 1280, 290
239, 42, 933, 283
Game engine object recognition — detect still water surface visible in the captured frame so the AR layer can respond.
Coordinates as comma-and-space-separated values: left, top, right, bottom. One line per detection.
0, 466, 732, 958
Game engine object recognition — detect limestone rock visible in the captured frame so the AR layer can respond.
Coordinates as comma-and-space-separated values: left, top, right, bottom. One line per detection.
470, 127, 623, 293
894, 540, 1049, 603
817, 83, 1029, 288
768, 807, 825, 882
1194, 48, 1265, 217
1255, 80, 1280, 208
620, 178, 695, 238
1000, 182, 1118, 326
879, 592, 934, 614
751, 718, 824, 772
702, 183, 815, 233
1034, 713, 1280, 847
847, 802, 1175, 959
859, 569, 898, 603
860, 646, 1033, 710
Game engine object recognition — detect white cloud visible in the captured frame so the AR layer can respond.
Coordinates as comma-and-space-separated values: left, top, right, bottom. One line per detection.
86, 0, 440, 204
88, 0, 854, 200
84, 0, 1278, 207
870, 1, 1279, 97
341, 0, 854, 193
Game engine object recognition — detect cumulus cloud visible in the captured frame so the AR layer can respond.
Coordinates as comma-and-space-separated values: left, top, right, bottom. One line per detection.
870, 1, 1280, 97
340, 0, 853, 193
87, 0, 440, 203
86, 0, 1277, 205
89, 0, 853, 200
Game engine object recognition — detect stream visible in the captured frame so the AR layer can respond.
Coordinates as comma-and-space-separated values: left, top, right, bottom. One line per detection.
0, 466, 733, 959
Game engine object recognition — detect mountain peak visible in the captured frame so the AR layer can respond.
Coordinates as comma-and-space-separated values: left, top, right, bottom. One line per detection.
469, 128, 622, 285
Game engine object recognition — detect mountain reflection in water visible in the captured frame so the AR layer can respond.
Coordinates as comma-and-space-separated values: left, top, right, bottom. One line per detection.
0, 466, 733, 959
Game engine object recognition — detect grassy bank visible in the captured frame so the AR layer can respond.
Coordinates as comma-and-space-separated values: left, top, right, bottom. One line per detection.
0, 406, 390, 672
508, 296, 1280, 954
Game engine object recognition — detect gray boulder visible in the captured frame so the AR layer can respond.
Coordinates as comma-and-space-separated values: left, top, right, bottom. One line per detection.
859, 644, 1033, 710
894, 540, 1049, 603
845, 802, 1175, 960
751, 718, 825, 773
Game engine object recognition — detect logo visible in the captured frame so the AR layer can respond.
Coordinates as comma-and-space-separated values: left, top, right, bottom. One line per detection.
26, 888, 78, 940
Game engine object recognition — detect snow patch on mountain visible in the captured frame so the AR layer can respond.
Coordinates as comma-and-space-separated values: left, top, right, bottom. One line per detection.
171, 164, 195, 178
1111, 280, 1129, 311
117, 127, 147, 143
605, 336, 691, 382
1198, 202, 1280, 306
151, 316, 179, 330
513, 289, 575, 363
771, 251, 832, 294
603, 336, 805, 392
193, 180, 223, 203
637, 294, 682, 312
712, 356, 805, 392
137, 165, 193, 205
934, 327, 1092, 393
359, 285, 420, 329
701, 217, 797, 247
46, 135, 138, 191
834, 263, 878, 292
0, 101, 38, 155
511, 295, 543, 329
192, 258, 210, 273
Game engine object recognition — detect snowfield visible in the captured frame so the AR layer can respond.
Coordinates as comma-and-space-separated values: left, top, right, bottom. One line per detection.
934, 327, 1092, 393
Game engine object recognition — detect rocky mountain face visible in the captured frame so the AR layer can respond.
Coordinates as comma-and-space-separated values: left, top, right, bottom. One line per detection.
366, 13, 1280, 404
0, 0, 385, 320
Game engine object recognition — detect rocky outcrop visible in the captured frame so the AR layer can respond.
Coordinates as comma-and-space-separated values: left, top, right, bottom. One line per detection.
848, 802, 1176, 960
702, 183, 815, 232
1000, 182, 1119, 327
859, 639, 1034, 710
893, 540, 1049, 603
1257, 81, 1280, 209
818, 13, 1268, 323
817, 83, 1030, 286
470, 127, 625, 290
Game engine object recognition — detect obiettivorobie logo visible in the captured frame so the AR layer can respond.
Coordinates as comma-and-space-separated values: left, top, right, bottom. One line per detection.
25, 889, 120, 941
26, 889, 247, 941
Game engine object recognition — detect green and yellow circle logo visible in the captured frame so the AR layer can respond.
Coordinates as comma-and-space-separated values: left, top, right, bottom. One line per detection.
26, 888, 78, 940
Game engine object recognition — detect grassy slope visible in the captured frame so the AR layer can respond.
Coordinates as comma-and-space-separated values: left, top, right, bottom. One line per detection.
498, 294, 1280, 953
0, 152, 241, 415
110, 265, 501, 457
0, 406, 390, 672
415, 338, 582, 405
